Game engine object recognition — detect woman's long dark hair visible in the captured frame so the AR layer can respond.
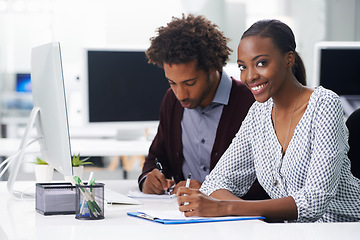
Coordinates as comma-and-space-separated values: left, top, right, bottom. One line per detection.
241, 19, 306, 85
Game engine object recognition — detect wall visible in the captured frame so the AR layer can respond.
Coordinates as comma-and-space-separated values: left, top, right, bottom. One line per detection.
0, 0, 359, 123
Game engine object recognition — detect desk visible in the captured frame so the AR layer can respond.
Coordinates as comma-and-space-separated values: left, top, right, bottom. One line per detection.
0, 180, 359, 240
0, 138, 151, 157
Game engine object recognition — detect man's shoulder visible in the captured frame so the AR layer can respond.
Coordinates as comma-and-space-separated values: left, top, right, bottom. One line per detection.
230, 78, 248, 90
162, 88, 177, 103
229, 78, 254, 101
161, 88, 182, 111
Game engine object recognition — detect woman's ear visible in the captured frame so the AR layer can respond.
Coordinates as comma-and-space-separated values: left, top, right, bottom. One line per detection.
286, 51, 295, 69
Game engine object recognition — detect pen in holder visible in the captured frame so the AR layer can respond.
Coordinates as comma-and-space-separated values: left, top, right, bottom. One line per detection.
75, 182, 105, 220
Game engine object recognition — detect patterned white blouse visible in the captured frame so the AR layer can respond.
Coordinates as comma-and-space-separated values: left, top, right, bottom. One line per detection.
200, 86, 360, 222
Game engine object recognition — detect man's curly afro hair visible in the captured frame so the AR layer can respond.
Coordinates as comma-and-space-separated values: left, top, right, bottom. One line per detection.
145, 14, 232, 73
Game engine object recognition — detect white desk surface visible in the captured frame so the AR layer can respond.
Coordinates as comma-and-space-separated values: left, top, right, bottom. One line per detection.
0, 138, 151, 157
0, 180, 359, 240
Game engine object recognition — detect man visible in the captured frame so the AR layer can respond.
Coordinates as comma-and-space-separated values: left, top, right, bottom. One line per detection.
138, 14, 268, 200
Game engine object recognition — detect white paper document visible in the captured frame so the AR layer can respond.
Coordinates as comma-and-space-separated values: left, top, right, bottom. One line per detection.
127, 190, 176, 199
104, 188, 142, 205
142, 209, 260, 220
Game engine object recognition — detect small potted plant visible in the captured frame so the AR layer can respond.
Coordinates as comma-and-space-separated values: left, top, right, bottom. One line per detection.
71, 153, 93, 179
32, 157, 54, 182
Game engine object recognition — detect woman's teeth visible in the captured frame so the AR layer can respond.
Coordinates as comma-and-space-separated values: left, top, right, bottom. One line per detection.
251, 83, 266, 91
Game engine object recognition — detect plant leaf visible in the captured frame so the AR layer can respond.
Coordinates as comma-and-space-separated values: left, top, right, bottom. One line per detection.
72, 154, 93, 167
33, 157, 48, 165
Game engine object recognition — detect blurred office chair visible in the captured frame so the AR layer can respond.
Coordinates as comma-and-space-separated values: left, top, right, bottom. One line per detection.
346, 108, 360, 179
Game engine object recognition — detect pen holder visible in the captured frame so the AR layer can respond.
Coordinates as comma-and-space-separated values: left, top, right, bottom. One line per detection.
75, 183, 105, 220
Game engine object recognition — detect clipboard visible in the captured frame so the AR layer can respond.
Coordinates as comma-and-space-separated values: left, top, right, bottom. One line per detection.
127, 211, 265, 224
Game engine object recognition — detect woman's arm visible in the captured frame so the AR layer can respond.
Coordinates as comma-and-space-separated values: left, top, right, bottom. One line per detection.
210, 189, 242, 200
200, 107, 257, 198
290, 92, 346, 222
177, 188, 298, 220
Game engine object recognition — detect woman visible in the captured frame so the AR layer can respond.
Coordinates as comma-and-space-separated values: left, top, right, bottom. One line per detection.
177, 19, 360, 222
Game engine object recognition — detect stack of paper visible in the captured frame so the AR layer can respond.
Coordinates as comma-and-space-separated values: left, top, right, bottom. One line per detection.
127, 190, 176, 199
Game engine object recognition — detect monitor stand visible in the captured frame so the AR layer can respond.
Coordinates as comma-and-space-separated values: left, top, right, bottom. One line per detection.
7, 106, 40, 200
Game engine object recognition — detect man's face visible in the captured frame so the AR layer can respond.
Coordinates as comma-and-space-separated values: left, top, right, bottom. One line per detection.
163, 60, 218, 109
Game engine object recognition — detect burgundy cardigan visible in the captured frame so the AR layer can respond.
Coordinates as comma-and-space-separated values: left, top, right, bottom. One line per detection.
138, 78, 269, 200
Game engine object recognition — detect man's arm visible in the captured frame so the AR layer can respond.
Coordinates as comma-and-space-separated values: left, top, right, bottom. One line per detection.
138, 89, 178, 193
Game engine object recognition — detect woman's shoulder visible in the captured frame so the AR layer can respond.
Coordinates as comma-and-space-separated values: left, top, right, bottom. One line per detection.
312, 86, 340, 101
309, 86, 342, 107
309, 86, 343, 115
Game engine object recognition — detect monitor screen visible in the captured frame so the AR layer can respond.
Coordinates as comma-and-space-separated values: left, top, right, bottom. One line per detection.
313, 41, 360, 95
83, 47, 169, 129
16, 73, 32, 93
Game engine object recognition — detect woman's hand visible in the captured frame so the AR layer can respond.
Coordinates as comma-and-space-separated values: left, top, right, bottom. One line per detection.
176, 187, 226, 217
177, 188, 298, 221
172, 179, 202, 194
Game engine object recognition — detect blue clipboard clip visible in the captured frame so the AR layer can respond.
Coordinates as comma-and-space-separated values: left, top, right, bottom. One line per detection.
136, 212, 159, 221
127, 211, 265, 224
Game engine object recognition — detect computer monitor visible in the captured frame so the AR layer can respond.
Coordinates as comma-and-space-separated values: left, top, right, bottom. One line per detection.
313, 41, 360, 116
82, 47, 170, 132
7, 42, 73, 198
16, 73, 32, 93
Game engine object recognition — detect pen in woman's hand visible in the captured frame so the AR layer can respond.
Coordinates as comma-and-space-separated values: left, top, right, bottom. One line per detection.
184, 173, 191, 205
185, 173, 191, 188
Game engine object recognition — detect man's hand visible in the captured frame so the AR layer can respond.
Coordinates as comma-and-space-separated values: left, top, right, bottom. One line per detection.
172, 179, 202, 194
142, 169, 175, 194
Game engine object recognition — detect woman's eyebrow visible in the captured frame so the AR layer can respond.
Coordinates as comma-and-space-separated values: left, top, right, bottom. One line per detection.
237, 54, 270, 63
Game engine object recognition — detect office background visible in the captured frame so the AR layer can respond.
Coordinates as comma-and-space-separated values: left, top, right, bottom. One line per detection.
0, 0, 359, 180
1, 0, 360, 91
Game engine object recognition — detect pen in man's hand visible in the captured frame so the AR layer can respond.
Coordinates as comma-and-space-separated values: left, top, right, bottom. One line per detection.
155, 158, 171, 193
155, 158, 163, 173
167, 177, 175, 195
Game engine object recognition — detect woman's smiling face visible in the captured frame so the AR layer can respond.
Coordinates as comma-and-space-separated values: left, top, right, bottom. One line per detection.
237, 36, 290, 103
